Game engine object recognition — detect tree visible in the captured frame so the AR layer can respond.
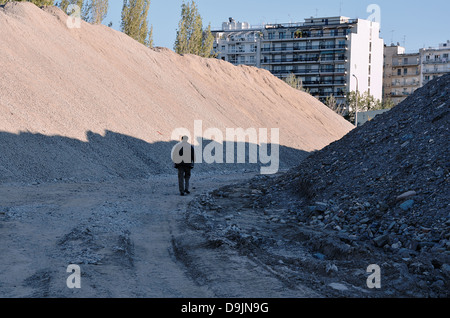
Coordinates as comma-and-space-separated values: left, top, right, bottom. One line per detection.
58, 0, 87, 21
284, 73, 300, 89
174, 0, 215, 58
121, 0, 153, 47
381, 98, 395, 110
325, 94, 337, 109
324, 94, 346, 116
57, 1, 109, 25
84, 0, 109, 24
148, 24, 154, 48
283, 73, 310, 94
345, 91, 386, 124
200, 23, 215, 58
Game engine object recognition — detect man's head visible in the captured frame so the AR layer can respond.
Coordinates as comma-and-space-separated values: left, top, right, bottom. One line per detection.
181, 135, 189, 142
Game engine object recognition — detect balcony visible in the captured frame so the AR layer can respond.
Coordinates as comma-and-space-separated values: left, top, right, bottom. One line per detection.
422, 68, 450, 74
422, 58, 449, 64
261, 44, 347, 53
303, 79, 347, 86
227, 47, 257, 54
393, 71, 420, 77
263, 33, 348, 41
271, 68, 346, 75
390, 91, 413, 97
261, 56, 320, 64
392, 60, 420, 67
264, 19, 358, 30
229, 59, 256, 65
310, 91, 346, 98
391, 81, 419, 87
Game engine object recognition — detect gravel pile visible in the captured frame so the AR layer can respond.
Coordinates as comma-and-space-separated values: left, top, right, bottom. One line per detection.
182, 74, 449, 297
274, 73, 449, 255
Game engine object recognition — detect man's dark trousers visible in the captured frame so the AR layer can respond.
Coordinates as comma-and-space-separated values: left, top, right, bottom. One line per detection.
178, 165, 192, 193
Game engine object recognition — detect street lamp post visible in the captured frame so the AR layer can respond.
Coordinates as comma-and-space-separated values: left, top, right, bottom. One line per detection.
352, 74, 359, 127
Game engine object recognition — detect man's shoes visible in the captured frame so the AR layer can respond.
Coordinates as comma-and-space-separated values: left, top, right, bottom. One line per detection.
180, 192, 185, 196
185, 190, 190, 194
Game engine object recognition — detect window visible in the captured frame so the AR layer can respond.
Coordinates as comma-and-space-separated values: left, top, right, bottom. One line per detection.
403, 68, 408, 75
368, 65, 371, 75
268, 32, 274, 40
397, 69, 402, 76
369, 42, 372, 52
279, 32, 285, 39
368, 77, 371, 86
369, 54, 372, 63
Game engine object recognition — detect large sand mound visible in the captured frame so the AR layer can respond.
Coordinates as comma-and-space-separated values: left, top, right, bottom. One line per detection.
0, 2, 353, 182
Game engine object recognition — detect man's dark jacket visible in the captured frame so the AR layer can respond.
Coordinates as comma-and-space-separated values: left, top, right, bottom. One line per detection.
174, 145, 195, 169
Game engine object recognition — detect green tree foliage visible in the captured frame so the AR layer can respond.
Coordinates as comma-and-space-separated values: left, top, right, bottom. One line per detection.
84, 0, 109, 24
345, 90, 389, 123
284, 73, 300, 89
58, 0, 86, 20
148, 24, 154, 48
0, 0, 54, 6
121, 0, 153, 47
58, 1, 109, 25
283, 73, 310, 93
174, 0, 215, 58
323, 94, 346, 116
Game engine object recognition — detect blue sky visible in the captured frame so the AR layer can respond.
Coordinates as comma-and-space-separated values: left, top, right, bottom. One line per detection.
104, 0, 449, 52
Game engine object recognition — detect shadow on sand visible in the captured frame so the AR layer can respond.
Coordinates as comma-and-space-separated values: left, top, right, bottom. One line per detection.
0, 130, 309, 183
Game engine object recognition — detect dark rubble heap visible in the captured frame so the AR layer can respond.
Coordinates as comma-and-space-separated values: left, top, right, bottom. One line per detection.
273, 73, 449, 258
183, 74, 449, 297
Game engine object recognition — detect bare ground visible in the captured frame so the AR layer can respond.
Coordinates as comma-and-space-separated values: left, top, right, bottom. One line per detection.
0, 171, 321, 298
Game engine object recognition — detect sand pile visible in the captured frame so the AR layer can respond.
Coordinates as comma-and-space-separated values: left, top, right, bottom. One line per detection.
0, 2, 353, 183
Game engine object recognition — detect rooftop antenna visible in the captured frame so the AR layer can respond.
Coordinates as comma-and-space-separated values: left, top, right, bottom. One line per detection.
390, 30, 395, 45
402, 35, 406, 47
339, 1, 343, 16
315, 8, 318, 18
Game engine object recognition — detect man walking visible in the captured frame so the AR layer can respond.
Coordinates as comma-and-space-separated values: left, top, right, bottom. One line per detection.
171, 136, 195, 196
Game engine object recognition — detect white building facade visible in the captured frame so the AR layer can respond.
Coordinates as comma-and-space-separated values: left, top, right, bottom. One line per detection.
212, 16, 384, 106
213, 18, 261, 67
383, 40, 450, 106
420, 40, 450, 86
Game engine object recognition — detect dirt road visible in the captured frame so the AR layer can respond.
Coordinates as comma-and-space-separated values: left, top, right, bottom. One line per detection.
0, 171, 320, 298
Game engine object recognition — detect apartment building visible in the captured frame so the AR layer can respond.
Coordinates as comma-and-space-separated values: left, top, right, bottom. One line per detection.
420, 40, 450, 86
383, 44, 421, 105
212, 16, 384, 107
213, 18, 261, 66
383, 40, 450, 105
